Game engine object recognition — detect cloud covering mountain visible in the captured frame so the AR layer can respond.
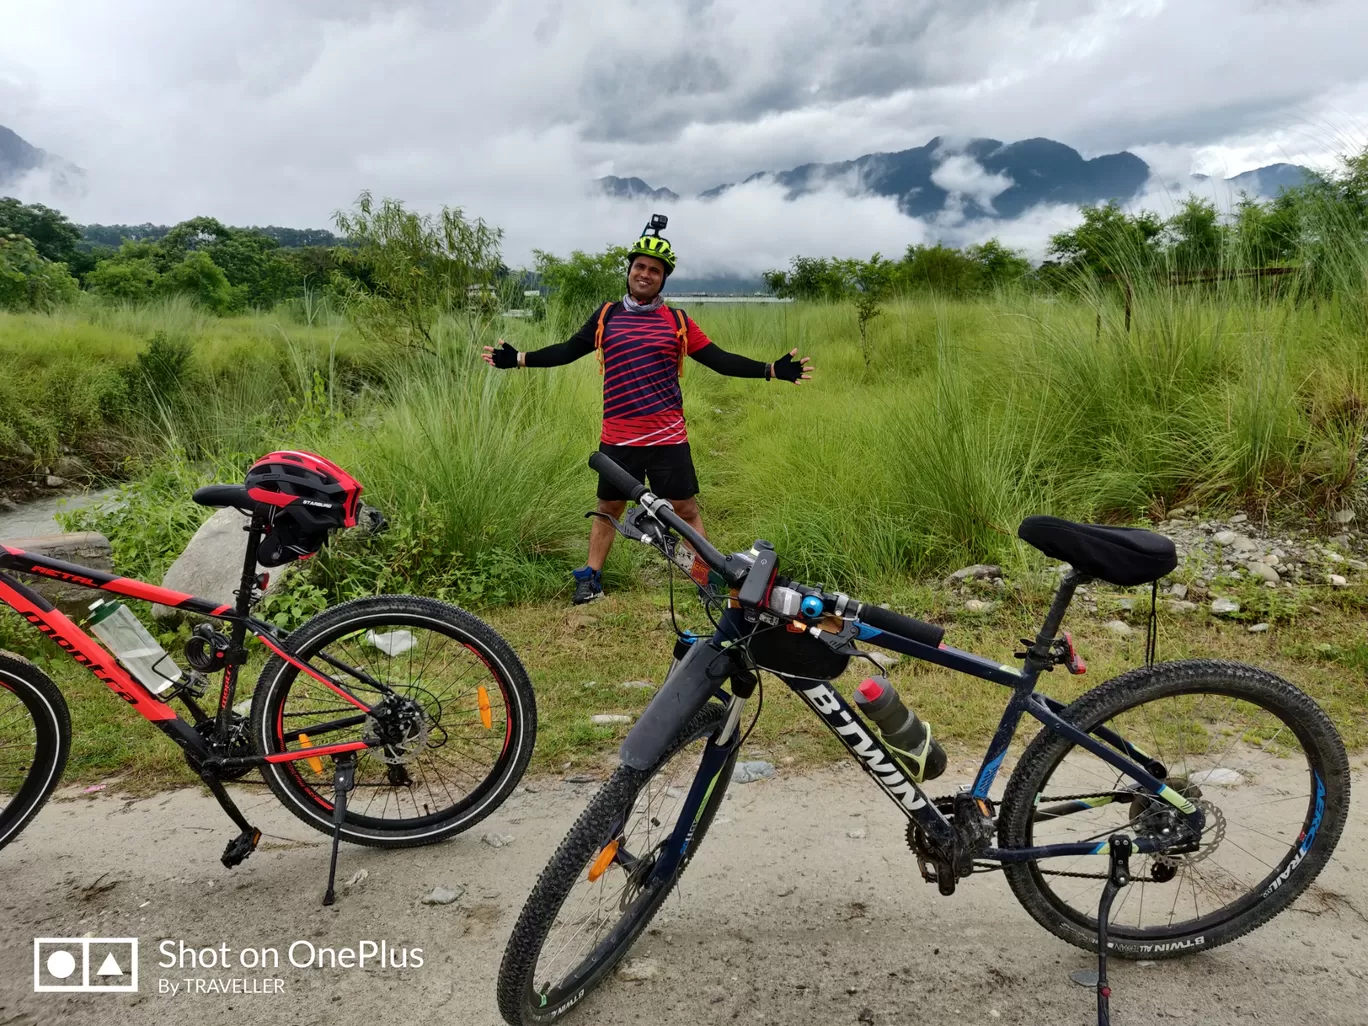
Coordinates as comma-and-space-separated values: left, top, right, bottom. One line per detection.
2, 1, 1363, 273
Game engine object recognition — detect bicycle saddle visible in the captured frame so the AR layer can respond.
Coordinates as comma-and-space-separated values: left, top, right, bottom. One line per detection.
1017, 515, 1177, 587
192, 484, 254, 510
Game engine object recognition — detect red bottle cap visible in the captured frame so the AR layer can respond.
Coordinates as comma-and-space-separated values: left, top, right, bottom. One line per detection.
857, 678, 885, 701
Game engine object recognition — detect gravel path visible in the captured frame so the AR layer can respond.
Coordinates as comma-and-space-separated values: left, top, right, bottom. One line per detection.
2, 757, 1366, 1026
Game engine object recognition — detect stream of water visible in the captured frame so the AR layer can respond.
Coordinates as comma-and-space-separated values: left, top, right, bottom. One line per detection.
0, 486, 121, 541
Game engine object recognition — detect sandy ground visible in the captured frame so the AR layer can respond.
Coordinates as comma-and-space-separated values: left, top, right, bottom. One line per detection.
2, 757, 1366, 1026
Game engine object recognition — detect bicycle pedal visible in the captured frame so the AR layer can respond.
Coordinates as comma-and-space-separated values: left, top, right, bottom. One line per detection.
221, 827, 262, 869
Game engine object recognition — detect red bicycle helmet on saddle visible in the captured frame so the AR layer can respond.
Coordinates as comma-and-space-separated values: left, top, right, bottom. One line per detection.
245, 451, 363, 566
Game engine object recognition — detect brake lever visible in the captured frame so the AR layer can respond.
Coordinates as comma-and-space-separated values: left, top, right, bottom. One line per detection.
585, 510, 651, 545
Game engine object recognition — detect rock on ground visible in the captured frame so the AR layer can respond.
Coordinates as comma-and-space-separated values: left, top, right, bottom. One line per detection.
0, 532, 112, 612
948, 564, 1003, 583
732, 760, 775, 783
153, 507, 276, 621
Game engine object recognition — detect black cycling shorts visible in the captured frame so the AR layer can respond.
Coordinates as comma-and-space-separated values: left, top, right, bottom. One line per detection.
595, 441, 699, 501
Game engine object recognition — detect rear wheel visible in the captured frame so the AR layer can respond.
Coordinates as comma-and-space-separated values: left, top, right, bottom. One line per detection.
0, 654, 70, 850
999, 660, 1349, 958
251, 595, 535, 847
497, 702, 732, 1025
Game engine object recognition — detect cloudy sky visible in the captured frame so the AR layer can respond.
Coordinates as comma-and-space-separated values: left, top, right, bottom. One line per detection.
3, 0, 1366, 272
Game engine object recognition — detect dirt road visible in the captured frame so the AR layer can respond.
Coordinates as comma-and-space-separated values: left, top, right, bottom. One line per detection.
2, 757, 1366, 1026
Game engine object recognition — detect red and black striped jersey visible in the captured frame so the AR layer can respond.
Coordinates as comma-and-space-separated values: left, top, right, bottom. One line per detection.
599, 305, 710, 445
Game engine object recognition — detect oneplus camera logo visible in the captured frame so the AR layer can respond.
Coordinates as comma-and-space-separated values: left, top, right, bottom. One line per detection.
34, 938, 138, 993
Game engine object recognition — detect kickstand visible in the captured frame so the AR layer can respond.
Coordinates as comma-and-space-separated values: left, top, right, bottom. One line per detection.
1094, 834, 1133, 1026
322, 752, 357, 907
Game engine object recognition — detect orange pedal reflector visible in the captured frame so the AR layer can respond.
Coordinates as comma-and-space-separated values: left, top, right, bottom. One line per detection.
477, 686, 493, 729
587, 840, 619, 883
299, 734, 324, 774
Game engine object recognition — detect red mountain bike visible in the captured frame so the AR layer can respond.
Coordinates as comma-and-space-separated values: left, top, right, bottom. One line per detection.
0, 451, 536, 903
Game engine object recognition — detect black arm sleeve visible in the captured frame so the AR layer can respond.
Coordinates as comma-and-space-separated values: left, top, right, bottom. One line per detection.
522, 311, 600, 368
689, 342, 769, 379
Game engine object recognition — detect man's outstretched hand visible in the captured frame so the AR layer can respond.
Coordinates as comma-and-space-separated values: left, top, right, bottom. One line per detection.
771, 349, 813, 384
482, 341, 520, 369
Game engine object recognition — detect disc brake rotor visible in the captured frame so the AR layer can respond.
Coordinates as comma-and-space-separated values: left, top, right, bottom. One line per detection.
1153, 798, 1226, 868
364, 697, 432, 765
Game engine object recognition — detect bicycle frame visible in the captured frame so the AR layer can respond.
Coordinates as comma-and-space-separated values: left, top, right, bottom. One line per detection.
0, 508, 389, 776
647, 570, 1206, 887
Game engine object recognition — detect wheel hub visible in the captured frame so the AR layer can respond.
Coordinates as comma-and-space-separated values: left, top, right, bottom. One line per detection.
364, 695, 431, 765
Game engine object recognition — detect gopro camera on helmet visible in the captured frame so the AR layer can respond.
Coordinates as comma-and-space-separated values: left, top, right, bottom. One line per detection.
645, 213, 668, 236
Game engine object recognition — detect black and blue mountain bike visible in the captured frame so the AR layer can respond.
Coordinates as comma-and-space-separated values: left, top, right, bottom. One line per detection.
497, 453, 1349, 1026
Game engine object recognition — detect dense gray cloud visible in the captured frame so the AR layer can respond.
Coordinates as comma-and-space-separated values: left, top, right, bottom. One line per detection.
2, 0, 1365, 273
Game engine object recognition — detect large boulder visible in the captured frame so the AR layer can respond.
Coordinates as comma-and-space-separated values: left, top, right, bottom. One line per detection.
153, 508, 273, 622
1, 532, 113, 614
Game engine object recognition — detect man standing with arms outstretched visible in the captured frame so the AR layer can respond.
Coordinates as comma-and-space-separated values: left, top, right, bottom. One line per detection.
483, 216, 813, 603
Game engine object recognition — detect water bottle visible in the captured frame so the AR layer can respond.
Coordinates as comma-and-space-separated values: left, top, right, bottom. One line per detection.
87, 599, 183, 695
853, 675, 946, 782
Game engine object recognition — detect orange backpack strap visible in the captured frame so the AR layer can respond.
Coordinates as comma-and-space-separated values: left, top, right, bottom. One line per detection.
592, 301, 614, 376
670, 306, 688, 377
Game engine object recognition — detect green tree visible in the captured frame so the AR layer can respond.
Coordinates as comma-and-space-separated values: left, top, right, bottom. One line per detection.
0, 197, 82, 265
898, 244, 980, 295
966, 239, 1031, 289
1047, 202, 1164, 278
533, 245, 628, 320
762, 256, 850, 300
84, 241, 163, 302
0, 233, 80, 311
836, 254, 895, 367
332, 191, 504, 352
161, 250, 239, 313
1164, 196, 1226, 272
206, 230, 295, 307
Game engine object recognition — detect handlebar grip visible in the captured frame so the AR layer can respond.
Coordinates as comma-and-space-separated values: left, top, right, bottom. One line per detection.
588, 452, 647, 502
855, 602, 945, 648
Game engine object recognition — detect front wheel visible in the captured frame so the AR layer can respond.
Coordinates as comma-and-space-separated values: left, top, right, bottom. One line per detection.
0, 654, 70, 851
998, 660, 1349, 959
250, 595, 536, 848
497, 702, 733, 1026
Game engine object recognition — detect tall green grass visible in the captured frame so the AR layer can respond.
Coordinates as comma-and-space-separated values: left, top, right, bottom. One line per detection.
10, 249, 1368, 607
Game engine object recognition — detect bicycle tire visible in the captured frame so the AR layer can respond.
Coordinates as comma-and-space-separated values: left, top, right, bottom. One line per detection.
0, 653, 70, 850
497, 702, 732, 1026
998, 659, 1349, 959
250, 595, 536, 848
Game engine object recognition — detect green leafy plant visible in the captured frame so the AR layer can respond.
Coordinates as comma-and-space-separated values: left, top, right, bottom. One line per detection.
332, 190, 504, 353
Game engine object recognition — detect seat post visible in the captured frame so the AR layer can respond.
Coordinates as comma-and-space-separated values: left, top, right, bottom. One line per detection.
1024, 569, 1086, 674
234, 509, 267, 619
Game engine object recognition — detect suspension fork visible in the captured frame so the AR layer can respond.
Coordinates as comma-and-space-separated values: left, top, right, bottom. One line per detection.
643, 656, 757, 886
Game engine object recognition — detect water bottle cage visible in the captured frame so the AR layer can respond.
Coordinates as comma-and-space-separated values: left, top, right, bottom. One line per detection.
1014, 631, 1087, 675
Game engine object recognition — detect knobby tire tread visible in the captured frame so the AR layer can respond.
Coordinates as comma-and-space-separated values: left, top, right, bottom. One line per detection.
250, 595, 536, 848
0, 654, 71, 850
497, 702, 729, 1026
998, 659, 1349, 959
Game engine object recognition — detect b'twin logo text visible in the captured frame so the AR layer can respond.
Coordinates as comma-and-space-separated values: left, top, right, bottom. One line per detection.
801, 684, 926, 812
1110, 935, 1205, 955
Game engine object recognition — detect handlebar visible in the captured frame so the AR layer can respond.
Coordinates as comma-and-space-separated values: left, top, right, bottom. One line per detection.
587, 451, 945, 647
588, 453, 747, 587
850, 600, 944, 648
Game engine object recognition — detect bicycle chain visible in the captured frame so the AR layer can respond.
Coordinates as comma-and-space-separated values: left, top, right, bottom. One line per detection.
914, 792, 1216, 882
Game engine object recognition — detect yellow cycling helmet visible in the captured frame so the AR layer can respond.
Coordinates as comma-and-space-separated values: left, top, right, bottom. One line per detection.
627, 214, 677, 274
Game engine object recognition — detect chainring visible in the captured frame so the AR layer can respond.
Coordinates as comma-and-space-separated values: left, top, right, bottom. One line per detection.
194, 713, 255, 781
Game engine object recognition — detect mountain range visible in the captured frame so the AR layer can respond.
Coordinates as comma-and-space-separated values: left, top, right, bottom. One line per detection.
597, 136, 1311, 218
0, 125, 85, 197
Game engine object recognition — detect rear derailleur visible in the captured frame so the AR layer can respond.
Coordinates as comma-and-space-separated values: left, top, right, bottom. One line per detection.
907, 792, 998, 896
